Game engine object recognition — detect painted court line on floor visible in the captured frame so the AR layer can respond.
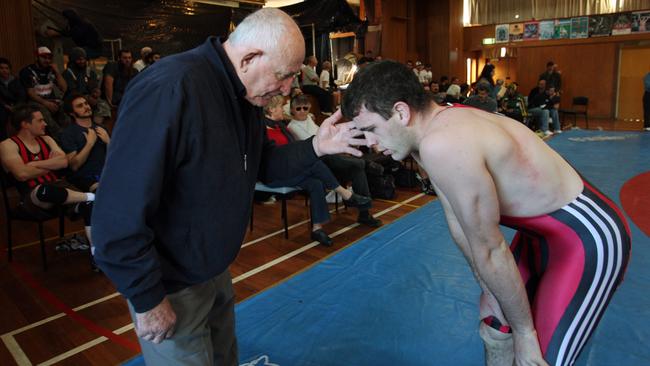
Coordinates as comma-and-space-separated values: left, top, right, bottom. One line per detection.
2, 193, 425, 365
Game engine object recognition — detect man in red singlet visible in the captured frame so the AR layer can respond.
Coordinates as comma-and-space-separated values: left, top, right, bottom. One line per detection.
0, 105, 95, 215
340, 60, 631, 366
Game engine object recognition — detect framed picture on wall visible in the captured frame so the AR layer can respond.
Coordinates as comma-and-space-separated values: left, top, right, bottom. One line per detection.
589, 15, 612, 37
524, 21, 540, 40
631, 11, 650, 32
554, 19, 571, 39
570, 17, 589, 39
539, 20, 554, 40
612, 13, 633, 35
495, 24, 509, 43
509, 23, 524, 42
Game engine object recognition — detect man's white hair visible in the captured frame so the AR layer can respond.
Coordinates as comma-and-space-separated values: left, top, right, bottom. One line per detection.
229, 8, 302, 57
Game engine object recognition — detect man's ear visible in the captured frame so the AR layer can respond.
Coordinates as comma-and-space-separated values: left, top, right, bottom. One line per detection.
240, 49, 263, 74
393, 101, 411, 126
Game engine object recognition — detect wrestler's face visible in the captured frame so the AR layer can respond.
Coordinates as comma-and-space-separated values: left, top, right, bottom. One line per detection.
352, 106, 413, 161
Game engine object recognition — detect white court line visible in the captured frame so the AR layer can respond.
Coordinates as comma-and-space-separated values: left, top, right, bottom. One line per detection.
3, 193, 426, 365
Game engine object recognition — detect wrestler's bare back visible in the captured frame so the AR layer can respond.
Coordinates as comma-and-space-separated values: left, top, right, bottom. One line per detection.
416, 105, 583, 218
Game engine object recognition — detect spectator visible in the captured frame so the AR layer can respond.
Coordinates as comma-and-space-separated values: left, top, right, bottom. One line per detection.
429, 81, 445, 104
500, 83, 527, 123
444, 84, 462, 104
263, 96, 371, 246
287, 94, 381, 228
463, 82, 497, 112
63, 47, 98, 97
421, 64, 433, 85
545, 86, 562, 134
495, 78, 506, 101
101, 49, 138, 108
527, 79, 552, 136
320, 61, 332, 90
143, 51, 161, 69
19, 46, 67, 138
0, 105, 95, 222
439, 76, 450, 93
477, 64, 496, 99
301, 55, 333, 114
0, 57, 27, 139
539, 61, 562, 91
133, 47, 152, 72
61, 9, 103, 59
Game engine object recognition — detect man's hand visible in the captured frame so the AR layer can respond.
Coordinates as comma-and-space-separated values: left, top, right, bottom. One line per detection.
513, 329, 549, 366
84, 128, 97, 146
312, 109, 366, 157
134, 297, 177, 344
95, 127, 110, 144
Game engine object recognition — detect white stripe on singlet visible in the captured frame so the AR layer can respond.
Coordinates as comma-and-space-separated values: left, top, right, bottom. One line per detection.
563, 194, 624, 366
554, 193, 622, 366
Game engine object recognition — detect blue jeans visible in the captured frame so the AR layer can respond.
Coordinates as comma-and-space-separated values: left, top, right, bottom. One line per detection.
528, 107, 550, 131
548, 108, 561, 131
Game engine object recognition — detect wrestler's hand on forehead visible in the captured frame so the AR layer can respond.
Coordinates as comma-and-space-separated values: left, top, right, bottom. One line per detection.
312, 109, 367, 157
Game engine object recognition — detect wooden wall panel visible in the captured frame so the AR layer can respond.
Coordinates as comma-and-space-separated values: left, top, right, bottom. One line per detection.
0, 0, 36, 70
618, 47, 650, 120
380, 0, 408, 62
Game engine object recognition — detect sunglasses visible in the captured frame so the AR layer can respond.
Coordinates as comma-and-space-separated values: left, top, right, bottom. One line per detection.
293, 106, 310, 111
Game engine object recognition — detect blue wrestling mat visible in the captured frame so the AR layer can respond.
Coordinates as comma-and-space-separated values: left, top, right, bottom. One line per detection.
125, 130, 650, 366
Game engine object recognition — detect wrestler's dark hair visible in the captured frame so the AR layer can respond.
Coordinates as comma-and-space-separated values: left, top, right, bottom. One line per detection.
341, 60, 430, 120
11, 104, 40, 131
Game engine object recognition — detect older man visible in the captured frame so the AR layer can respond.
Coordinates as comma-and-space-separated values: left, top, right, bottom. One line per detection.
341, 60, 630, 366
92, 8, 364, 365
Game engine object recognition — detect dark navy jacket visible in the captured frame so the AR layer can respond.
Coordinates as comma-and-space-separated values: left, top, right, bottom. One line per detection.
92, 37, 318, 313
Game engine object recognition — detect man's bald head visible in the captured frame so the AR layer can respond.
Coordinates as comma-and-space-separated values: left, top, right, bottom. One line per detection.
228, 8, 304, 63
224, 8, 306, 106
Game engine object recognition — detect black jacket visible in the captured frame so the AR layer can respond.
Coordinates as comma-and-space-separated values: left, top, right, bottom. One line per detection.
93, 37, 319, 313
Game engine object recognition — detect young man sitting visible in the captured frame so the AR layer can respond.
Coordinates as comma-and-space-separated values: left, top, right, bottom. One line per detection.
0, 105, 95, 249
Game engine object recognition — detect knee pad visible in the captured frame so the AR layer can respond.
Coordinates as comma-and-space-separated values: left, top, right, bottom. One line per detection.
35, 184, 68, 204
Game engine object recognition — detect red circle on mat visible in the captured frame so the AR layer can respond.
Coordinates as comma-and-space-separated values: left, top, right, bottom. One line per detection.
620, 171, 650, 237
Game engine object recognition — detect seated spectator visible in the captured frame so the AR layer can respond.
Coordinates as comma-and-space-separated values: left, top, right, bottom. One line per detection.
527, 79, 552, 135
444, 84, 462, 104
500, 83, 527, 122
439, 75, 450, 92
0, 105, 95, 248
545, 86, 562, 134
262, 96, 372, 246
301, 56, 333, 115
144, 51, 161, 68
102, 49, 138, 108
462, 82, 497, 112
60, 94, 109, 193
0, 57, 27, 139
63, 48, 110, 125
495, 78, 506, 101
286, 95, 382, 228
133, 46, 152, 72
19, 47, 67, 137
422, 64, 433, 85
429, 81, 445, 104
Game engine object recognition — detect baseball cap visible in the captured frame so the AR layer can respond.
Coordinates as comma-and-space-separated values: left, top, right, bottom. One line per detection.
37, 46, 53, 56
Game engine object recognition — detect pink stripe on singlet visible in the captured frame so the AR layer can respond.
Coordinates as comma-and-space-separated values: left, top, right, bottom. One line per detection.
501, 214, 585, 355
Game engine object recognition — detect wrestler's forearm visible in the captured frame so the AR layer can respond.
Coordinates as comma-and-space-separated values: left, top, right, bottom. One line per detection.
473, 239, 535, 335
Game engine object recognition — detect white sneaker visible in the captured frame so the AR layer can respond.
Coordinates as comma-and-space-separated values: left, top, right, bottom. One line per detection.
554, 129, 563, 134
325, 190, 343, 204
543, 130, 554, 136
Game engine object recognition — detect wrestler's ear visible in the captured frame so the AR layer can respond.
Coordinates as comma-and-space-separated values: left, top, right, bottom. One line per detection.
393, 102, 410, 126
240, 49, 263, 73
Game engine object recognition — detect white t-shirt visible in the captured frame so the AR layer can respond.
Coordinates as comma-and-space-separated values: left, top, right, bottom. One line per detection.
133, 59, 147, 72
320, 70, 330, 89
287, 116, 319, 141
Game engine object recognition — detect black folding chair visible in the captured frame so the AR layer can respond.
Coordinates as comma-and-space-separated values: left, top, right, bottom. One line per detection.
559, 96, 589, 129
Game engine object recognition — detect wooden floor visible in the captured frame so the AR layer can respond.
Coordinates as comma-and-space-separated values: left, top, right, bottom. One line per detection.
0, 118, 644, 366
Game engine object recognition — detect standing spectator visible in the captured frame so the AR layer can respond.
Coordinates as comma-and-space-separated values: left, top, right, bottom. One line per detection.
0, 57, 27, 139
92, 8, 366, 365
539, 61, 562, 92
19, 47, 67, 137
101, 49, 138, 108
643, 72, 650, 131
320, 61, 332, 90
477, 64, 496, 99
133, 47, 152, 72
61, 9, 103, 59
